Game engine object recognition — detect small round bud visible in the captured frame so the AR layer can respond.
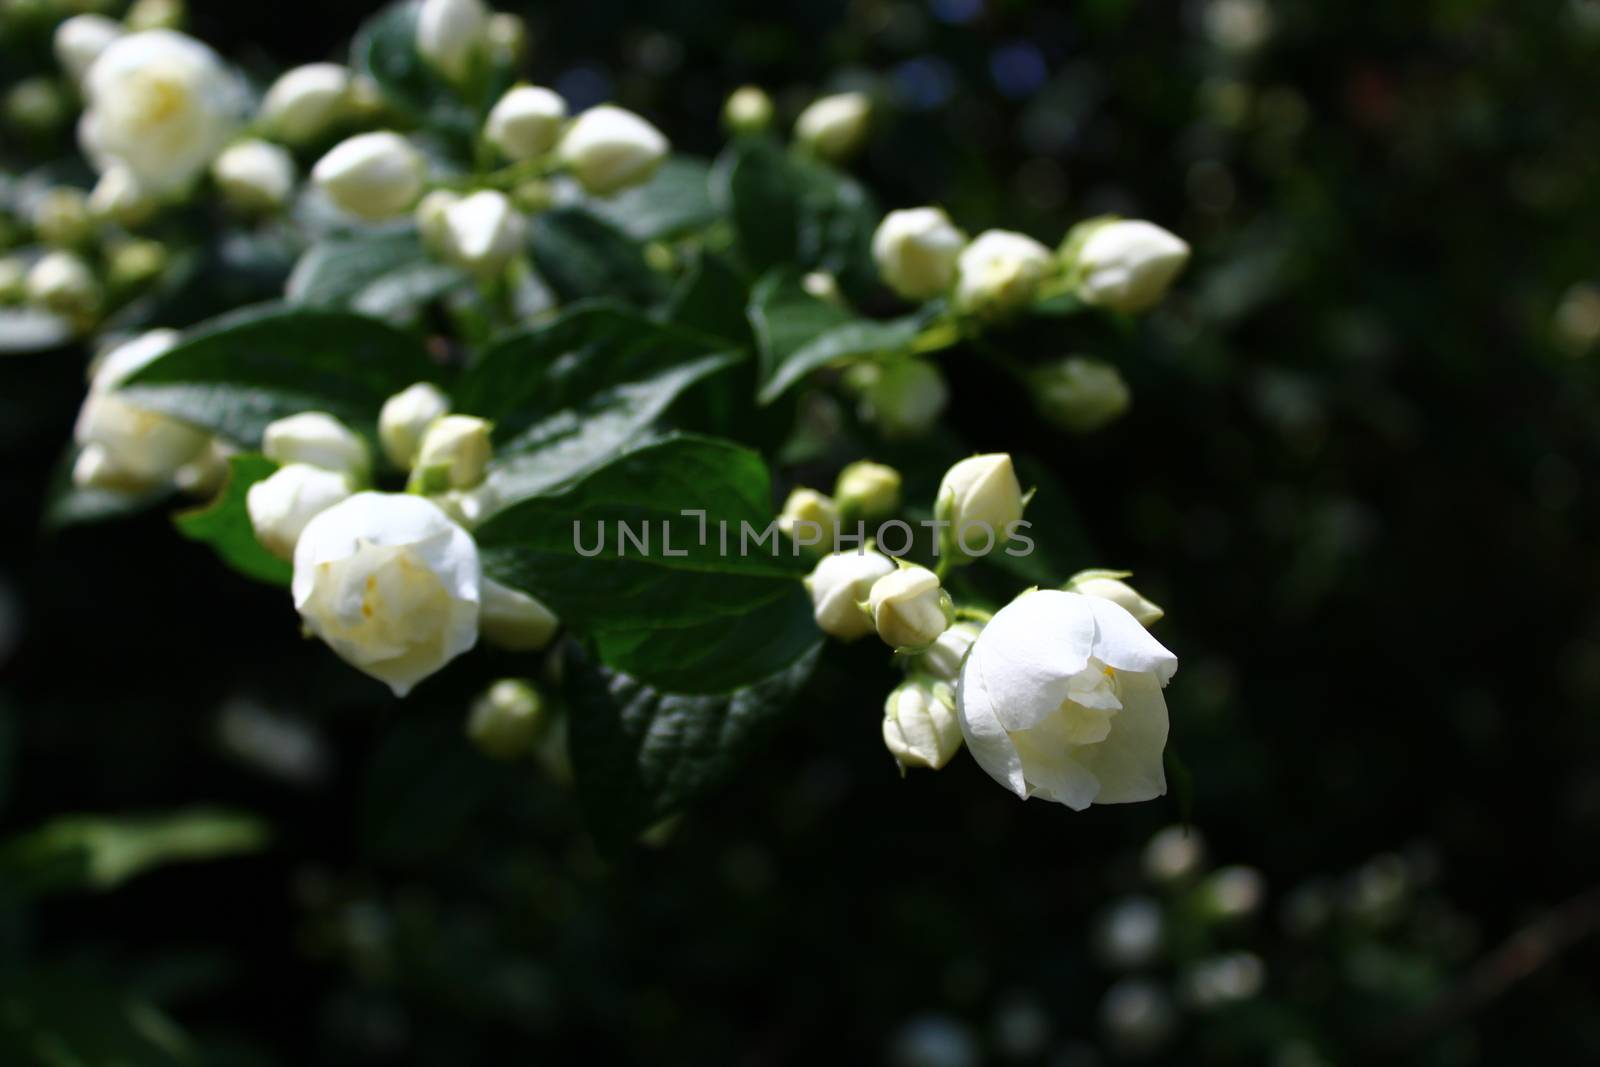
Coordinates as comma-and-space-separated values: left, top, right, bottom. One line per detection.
259, 63, 351, 146
935, 453, 1025, 563
558, 105, 669, 196
106, 238, 168, 289
31, 187, 93, 248
872, 207, 967, 301
261, 412, 370, 481
794, 92, 871, 161
26, 250, 97, 317
54, 13, 123, 84
479, 578, 560, 651
882, 676, 962, 770
312, 131, 426, 221
722, 85, 773, 135
410, 414, 492, 492
416, 0, 488, 82
868, 564, 951, 651
466, 678, 546, 760
1064, 569, 1163, 626
212, 139, 296, 214
1032, 356, 1130, 433
124, 0, 185, 32
801, 270, 842, 305
439, 189, 525, 277
832, 460, 900, 521
848, 359, 948, 439
88, 166, 157, 227
246, 463, 355, 560
910, 620, 981, 683
378, 381, 449, 469
954, 229, 1054, 318
804, 549, 895, 641
776, 487, 839, 554
485, 13, 529, 66
486, 84, 567, 161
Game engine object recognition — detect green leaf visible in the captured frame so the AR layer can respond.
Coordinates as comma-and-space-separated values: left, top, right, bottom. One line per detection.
476, 434, 819, 692
585, 156, 719, 242
0, 307, 74, 354
455, 303, 739, 501
0, 809, 269, 895
563, 639, 822, 848
0, 971, 198, 1066
351, 0, 475, 145
748, 270, 928, 403
527, 207, 667, 306
118, 303, 440, 445
287, 227, 468, 323
664, 251, 753, 347
173, 454, 291, 586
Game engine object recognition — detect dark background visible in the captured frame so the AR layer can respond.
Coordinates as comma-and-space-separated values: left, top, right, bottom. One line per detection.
4, 0, 1600, 1063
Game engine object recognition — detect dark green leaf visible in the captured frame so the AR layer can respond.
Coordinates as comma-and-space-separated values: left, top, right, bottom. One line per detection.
748, 270, 928, 403
586, 156, 719, 242
664, 251, 753, 347
477, 434, 819, 692
173, 454, 292, 586
563, 639, 822, 848
0, 971, 198, 1066
287, 227, 468, 323
0, 809, 269, 895
0, 307, 74, 353
527, 207, 667, 306
456, 303, 739, 501
118, 303, 440, 445
351, 0, 475, 145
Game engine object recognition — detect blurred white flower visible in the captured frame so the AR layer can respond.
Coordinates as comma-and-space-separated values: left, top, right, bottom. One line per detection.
850, 359, 948, 439
26, 251, 97, 317
54, 14, 123, 85
1072, 219, 1190, 313
777, 487, 840, 552
486, 85, 567, 161
73, 330, 214, 493
293, 493, 481, 696
954, 230, 1053, 317
1144, 824, 1207, 884
87, 165, 156, 227
247, 463, 354, 560
833, 460, 901, 520
1032, 356, 1130, 433
259, 63, 351, 145
1201, 865, 1266, 920
212, 139, 296, 213
957, 590, 1178, 809
467, 678, 546, 760
1180, 952, 1265, 1009
873, 207, 967, 301
378, 382, 449, 469
478, 578, 560, 651
439, 190, 525, 277
794, 92, 871, 160
411, 414, 493, 491
558, 105, 669, 195
416, 0, 488, 81
1095, 896, 1165, 969
79, 30, 242, 195
312, 131, 425, 221
261, 412, 369, 481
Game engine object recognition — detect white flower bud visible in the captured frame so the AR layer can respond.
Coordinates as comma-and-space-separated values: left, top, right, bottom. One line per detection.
259, 63, 351, 145
312, 131, 425, 221
849, 359, 948, 439
936, 453, 1025, 562
439, 190, 525, 277
803, 549, 895, 641
485, 13, 528, 65
416, 0, 488, 82
54, 14, 123, 85
868, 564, 951, 651
26, 251, 97, 316
723, 85, 773, 134
80, 30, 243, 195
883, 677, 962, 770
1065, 569, 1163, 627
954, 229, 1053, 318
246, 463, 354, 560
73, 329, 214, 491
912, 620, 981, 683
486, 85, 567, 161
479, 577, 560, 651
409, 414, 492, 493
261, 412, 369, 480
833, 460, 900, 520
794, 92, 871, 161
378, 381, 449, 469
1071, 219, 1190, 313
212, 139, 295, 213
558, 105, 669, 196
957, 590, 1179, 809
777, 487, 839, 553
293, 492, 481, 697
872, 207, 967, 301
800, 270, 842, 305
88, 165, 156, 227
466, 678, 546, 760
413, 189, 459, 254
1033, 356, 1130, 433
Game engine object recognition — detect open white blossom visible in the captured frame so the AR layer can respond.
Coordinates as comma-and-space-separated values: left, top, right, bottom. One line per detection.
79, 30, 242, 195
957, 590, 1178, 809
872, 207, 967, 301
558, 105, 669, 195
293, 493, 481, 696
804, 549, 895, 641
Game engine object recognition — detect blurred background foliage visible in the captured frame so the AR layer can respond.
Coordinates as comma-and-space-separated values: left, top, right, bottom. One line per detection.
4, 0, 1600, 1063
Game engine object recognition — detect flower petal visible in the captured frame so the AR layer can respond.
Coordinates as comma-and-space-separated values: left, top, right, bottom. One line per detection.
956, 649, 1026, 798
1073, 670, 1169, 804
1084, 593, 1178, 685
976, 590, 1094, 730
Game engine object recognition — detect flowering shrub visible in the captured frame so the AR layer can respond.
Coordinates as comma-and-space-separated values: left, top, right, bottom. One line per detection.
1, 0, 1191, 846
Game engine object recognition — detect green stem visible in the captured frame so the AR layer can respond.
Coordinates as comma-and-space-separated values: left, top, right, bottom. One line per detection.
955, 606, 994, 623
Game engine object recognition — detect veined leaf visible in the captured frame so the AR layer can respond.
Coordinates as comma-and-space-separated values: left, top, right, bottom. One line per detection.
173, 454, 291, 586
